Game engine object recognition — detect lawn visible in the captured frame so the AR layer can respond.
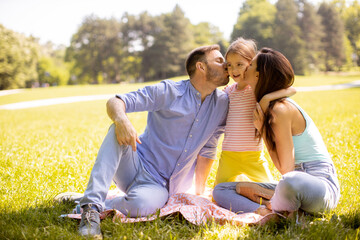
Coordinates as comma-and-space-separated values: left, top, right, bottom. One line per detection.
0, 75, 359, 239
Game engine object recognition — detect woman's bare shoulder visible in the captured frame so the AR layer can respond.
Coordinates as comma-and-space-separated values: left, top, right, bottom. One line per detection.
271, 101, 296, 122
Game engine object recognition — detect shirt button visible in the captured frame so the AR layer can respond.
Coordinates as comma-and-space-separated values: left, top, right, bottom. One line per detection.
177, 163, 180, 166
189, 134, 192, 138
197, 92, 200, 95
198, 103, 200, 106
196, 119, 199, 122
184, 149, 187, 152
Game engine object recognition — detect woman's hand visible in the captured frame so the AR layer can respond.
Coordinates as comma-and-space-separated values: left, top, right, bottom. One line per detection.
253, 103, 265, 131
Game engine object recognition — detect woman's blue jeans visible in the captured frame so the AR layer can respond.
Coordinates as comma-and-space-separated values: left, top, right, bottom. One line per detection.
213, 160, 340, 214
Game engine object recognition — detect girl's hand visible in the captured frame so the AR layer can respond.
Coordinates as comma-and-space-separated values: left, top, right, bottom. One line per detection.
253, 103, 264, 131
259, 95, 270, 112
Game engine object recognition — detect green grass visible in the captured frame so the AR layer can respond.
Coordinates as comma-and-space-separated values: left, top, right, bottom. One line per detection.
1, 75, 360, 239
293, 72, 360, 87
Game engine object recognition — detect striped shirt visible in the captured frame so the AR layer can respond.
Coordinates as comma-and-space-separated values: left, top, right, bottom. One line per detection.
222, 83, 263, 152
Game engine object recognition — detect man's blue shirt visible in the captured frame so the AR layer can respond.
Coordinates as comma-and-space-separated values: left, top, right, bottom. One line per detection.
116, 79, 228, 195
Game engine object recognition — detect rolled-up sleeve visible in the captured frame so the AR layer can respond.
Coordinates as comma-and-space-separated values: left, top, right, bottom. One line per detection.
116, 81, 167, 113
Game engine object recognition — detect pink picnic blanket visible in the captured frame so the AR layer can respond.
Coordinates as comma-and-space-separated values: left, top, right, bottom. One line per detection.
66, 190, 275, 226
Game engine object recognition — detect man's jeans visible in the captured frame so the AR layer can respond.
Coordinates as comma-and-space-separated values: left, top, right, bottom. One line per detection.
80, 124, 169, 217
213, 160, 340, 214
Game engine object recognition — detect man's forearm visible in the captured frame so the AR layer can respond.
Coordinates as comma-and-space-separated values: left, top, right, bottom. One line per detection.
195, 155, 215, 195
106, 97, 127, 123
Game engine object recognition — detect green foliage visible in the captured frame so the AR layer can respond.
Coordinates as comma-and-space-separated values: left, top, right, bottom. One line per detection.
231, 0, 276, 48
66, 15, 125, 84
192, 22, 227, 51
141, 5, 194, 81
0, 24, 39, 90
298, 0, 325, 74
37, 56, 70, 86
274, 0, 306, 75
342, 0, 360, 66
0, 78, 360, 239
318, 2, 346, 71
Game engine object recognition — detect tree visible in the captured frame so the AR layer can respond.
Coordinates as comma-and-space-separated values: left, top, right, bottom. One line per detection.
121, 12, 162, 82
142, 5, 193, 80
297, 0, 324, 73
191, 22, 228, 54
36, 43, 70, 86
343, 0, 360, 66
231, 0, 276, 48
318, 2, 346, 71
66, 15, 125, 84
273, 0, 306, 75
0, 24, 39, 90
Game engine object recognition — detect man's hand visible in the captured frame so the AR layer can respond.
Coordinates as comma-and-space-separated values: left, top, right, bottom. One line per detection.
107, 97, 141, 151
114, 118, 141, 151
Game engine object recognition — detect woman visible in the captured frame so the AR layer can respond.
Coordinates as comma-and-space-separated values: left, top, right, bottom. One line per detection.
213, 48, 340, 216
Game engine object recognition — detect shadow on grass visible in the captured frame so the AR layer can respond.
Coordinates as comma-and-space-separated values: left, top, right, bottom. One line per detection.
340, 209, 360, 230
244, 212, 360, 240
1, 202, 359, 239
0, 202, 80, 239
0, 201, 202, 239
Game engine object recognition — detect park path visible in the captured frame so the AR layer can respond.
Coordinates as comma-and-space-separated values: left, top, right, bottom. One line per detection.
0, 80, 359, 110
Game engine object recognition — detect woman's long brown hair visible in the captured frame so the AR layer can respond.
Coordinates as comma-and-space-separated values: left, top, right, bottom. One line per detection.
254, 48, 295, 150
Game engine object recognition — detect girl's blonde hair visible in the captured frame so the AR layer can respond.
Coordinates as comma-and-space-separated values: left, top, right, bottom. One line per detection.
225, 37, 257, 62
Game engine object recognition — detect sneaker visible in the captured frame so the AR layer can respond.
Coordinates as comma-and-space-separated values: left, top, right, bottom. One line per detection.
53, 192, 83, 204
79, 204, 102, 239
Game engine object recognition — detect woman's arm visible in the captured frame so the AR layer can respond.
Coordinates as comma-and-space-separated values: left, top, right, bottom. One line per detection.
254, 103, 295, 175
259, 86, 296, 112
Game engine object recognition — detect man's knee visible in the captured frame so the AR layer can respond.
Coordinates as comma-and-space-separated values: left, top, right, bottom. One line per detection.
124, 188, 168, 217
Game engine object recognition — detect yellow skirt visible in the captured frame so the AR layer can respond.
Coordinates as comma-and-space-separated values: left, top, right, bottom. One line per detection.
214, 150, 273, 186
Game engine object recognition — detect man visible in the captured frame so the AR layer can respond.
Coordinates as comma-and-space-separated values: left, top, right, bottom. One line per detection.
66, 45, 229, 238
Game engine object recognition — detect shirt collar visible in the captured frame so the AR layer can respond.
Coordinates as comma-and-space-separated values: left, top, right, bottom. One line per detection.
188, 80, 215, 100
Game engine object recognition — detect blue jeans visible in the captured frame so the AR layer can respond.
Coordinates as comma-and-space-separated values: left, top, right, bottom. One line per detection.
213, 160, 340, 214
80, 124, 169, 217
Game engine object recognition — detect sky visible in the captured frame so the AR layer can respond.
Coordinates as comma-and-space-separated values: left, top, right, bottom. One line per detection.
0, 0, 248, 46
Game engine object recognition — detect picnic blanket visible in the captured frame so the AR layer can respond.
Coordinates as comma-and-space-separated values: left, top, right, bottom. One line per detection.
64, 189, 278, 226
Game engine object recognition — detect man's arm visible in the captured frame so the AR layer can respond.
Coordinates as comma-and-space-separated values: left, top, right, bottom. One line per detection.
194, 155, 215, 195
106, 97, 141, 151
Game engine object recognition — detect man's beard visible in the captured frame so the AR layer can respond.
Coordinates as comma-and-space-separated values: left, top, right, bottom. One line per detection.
206, 65, 229, 86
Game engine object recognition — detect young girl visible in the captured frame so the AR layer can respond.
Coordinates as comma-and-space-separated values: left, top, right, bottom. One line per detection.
214, 38, 295, 186
213, 48, 340, 216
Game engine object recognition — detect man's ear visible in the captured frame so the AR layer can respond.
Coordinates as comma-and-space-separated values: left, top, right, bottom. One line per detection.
196, 62, 205, 73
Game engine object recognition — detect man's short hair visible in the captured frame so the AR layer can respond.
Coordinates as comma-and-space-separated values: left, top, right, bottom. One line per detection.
185, 45, 220, 77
